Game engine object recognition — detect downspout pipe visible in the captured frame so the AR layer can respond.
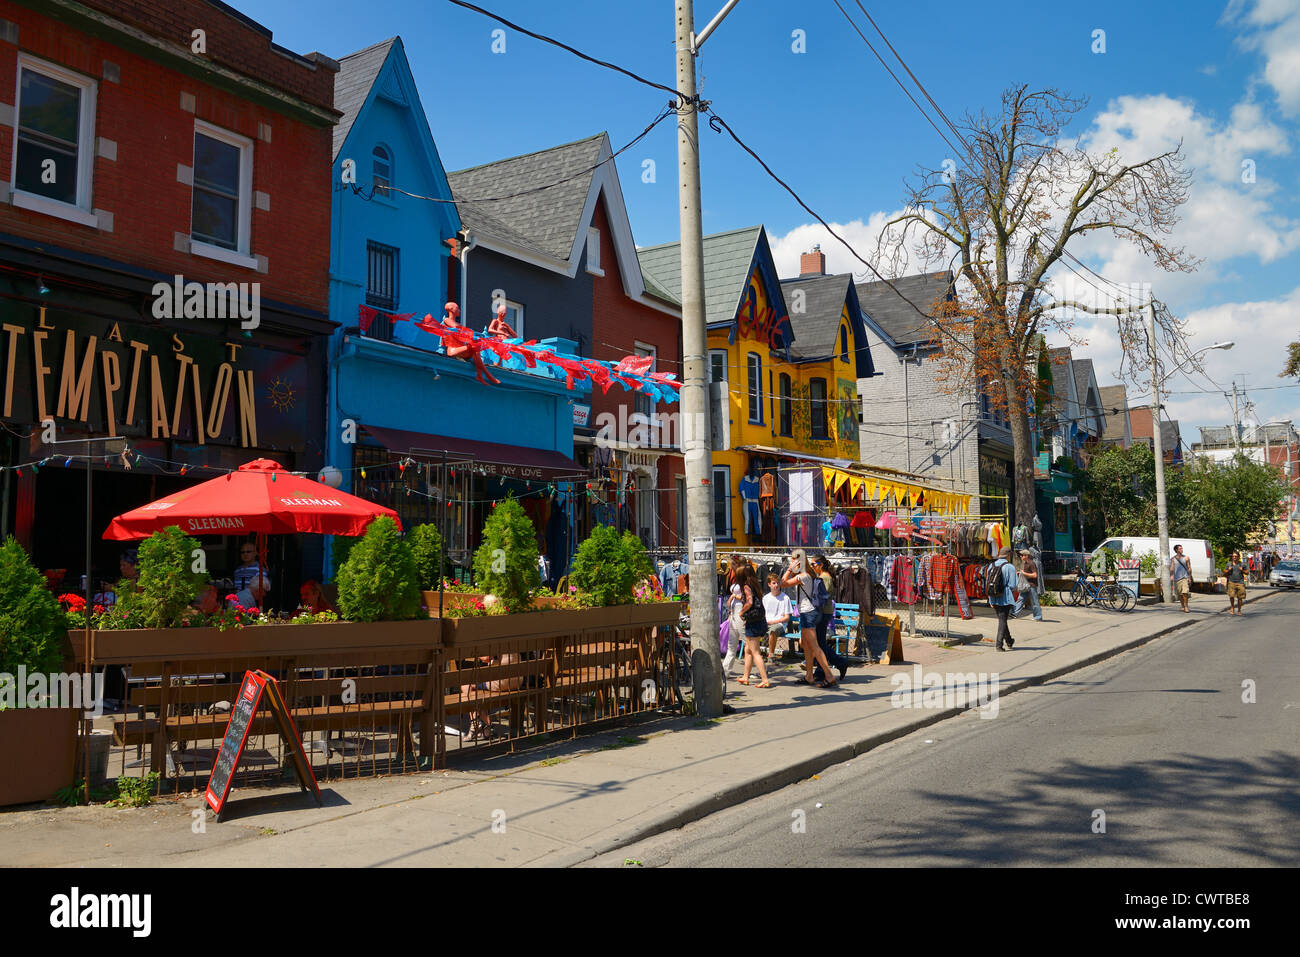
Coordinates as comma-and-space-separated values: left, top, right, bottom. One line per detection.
458, 229, 478, 321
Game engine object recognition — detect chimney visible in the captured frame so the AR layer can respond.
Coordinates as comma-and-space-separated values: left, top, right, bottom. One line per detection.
799, 244, 826, 277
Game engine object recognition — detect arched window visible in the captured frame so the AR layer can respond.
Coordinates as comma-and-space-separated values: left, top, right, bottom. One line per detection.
372, 145, 392, 196
840, 325, 849, 362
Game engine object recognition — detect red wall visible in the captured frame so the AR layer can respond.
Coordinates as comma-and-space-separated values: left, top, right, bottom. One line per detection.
589, 196, 683, 545
0, 0, 336, 312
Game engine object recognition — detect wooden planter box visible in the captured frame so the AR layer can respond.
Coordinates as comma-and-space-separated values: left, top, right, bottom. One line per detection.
67, 618, 440, 664
0, 706, 80, 806
421, 590, 567, 616
440, 601, 679, 648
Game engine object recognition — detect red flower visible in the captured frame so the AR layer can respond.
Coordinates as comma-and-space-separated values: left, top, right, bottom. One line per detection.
246, 607, 260, 616
93, 604, 106, 615
225, 594, 239, 604
57, 593, 86, 611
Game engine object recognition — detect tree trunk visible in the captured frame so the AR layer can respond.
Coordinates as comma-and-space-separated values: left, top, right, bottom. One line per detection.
1005, 365, 1037, 529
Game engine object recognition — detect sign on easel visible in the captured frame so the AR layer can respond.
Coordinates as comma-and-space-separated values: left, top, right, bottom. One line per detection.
1116, 559, 1141, 599
205, 670, 322, 821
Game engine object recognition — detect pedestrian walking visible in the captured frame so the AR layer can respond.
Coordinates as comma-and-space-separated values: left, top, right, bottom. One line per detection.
989, 546, 1016, 651
1170, 544, 1193, 612
736, 567, 771, 688
1224, 551, 1247, 616
810, 554, 849, 684
781, 548, 838, 688
1012, 547, 1043, 621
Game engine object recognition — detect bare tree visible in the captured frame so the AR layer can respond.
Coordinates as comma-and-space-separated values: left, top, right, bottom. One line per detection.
878, 85, 1200, 525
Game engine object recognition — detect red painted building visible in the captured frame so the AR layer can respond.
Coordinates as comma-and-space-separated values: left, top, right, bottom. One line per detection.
0, 0, 340, 586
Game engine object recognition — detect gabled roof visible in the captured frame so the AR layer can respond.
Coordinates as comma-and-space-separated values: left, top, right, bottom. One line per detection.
1071, 358, 1101, 432
333, 38, 397, 161
1044, 347, 1078, 418
777, 273, 874, 376
1098, 384, 1130, 444
637, 226, 766, 327
853, 271, 953, 348
448, 134, 605, 262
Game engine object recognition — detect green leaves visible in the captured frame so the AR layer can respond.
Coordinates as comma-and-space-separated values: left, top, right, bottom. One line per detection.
568, 525, 653, 607
471, 497, 540, 613
407, 524, 444, 591
0, 536, 65, 677
337, 516, 423, 621
123, 527, 209, 628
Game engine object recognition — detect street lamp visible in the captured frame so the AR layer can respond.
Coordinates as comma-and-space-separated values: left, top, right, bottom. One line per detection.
1149, 312, 1233, 604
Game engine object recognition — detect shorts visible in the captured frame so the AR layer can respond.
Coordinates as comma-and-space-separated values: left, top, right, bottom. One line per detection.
799, 610, 820, 629
767, 624, 787, 635
1228, 581, 1246, 600
744, 622, 766, 638
1175, 578, 1190, 597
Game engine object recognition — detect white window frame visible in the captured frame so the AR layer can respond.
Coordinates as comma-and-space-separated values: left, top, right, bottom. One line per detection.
11, 54, 98, 227
633, 341, 657, 418
713, 464, 732, 539
190, 119, 255, 268
372, 143, 392, 197
709, 349, 728, 383
746, 352, 763, 424
586, 226, 603, 276
502, 299, 524, 340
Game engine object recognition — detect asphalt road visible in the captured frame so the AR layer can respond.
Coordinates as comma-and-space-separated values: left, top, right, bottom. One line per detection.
588, 589, 1300, 867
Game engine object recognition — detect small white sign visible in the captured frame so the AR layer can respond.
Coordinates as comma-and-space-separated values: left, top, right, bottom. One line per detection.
691, 536, 714, 564
572, 403, 591, 427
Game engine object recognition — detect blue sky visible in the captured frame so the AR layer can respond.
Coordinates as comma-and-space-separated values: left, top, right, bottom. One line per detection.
250, 0, 1300, 440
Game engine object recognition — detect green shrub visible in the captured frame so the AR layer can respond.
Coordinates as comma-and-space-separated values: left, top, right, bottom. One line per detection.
0, 537, 66, 696
407, 523, 444, 591
337, 517, 422, 621
330, 535, 360, 581
471, 497, 540, 613
114, 527, 208, 629
569, 525, 653, 607
1039, 589, 1058, 607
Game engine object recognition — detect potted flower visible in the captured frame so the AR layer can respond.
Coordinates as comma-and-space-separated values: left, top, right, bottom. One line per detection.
0, 537, 80, 806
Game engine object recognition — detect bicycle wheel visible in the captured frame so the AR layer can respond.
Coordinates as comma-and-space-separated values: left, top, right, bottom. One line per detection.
1058, 583, 1080, 606
657, 631, 693, 710
1098, 584, 1123, 610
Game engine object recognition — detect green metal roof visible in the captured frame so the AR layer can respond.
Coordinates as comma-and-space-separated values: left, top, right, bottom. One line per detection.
636, 225, 764, 326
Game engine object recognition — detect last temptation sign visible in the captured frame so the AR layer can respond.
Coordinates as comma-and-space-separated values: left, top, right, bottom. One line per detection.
1, 304, 264, 447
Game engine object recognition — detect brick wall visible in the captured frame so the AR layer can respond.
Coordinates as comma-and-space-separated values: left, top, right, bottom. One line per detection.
0, 1, 334, 312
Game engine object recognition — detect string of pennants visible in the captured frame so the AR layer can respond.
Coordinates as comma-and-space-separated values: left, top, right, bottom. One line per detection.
357, 305, 682, 404
820, 466, 972, 517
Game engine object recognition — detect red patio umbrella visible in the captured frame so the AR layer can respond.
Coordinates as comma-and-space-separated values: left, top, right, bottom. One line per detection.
102, 458, 400, 541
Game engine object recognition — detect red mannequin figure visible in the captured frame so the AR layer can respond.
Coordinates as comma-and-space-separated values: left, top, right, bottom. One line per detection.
487, 302, 517, 339
441, 302, 470, 358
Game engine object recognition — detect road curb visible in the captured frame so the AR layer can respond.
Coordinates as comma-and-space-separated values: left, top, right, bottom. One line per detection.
572, 587, 1285, 865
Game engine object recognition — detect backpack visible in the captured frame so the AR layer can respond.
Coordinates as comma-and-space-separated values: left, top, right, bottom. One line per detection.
809, 574, 830, 611
742, 585, 766, 630
984, 560, 1006, 600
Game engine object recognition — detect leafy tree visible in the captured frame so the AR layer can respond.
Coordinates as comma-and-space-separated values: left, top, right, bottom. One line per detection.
115, 526, 208, 628
1177, 454, 1289, 557
337, 517, 422, 621
406, 523, 444, 591
471, 497, 540, 613
569, 525, 653, 607
0, 537, 65, 682
1283, 339, 1300, 380
880, 85, 1199, 527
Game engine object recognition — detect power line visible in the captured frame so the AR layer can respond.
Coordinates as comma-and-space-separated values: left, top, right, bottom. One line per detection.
445, 0, 687, 100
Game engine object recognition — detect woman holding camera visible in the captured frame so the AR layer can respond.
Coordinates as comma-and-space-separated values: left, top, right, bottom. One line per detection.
780, 548, 838, 688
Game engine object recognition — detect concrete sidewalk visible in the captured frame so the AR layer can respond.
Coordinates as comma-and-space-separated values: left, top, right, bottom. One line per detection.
0, 586, 1282, 868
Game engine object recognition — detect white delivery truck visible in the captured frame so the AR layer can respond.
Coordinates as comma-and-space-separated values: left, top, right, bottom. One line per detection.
1090, 537, 1216, 587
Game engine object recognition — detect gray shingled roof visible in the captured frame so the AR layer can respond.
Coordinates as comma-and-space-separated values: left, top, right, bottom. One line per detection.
448, 134, 606, 263
637, 226, 764, 327
853, 271, 952, 348
333, 38, 397, 161
1098, 384, 1129, 443
779, 273, 852, 359
1072, 359, 1096, 410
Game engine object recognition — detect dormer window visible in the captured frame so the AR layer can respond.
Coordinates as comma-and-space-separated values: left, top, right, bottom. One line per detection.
373, 145, 391, 196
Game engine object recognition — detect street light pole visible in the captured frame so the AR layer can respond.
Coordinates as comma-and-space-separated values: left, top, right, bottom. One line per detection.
676, 0, 738, 718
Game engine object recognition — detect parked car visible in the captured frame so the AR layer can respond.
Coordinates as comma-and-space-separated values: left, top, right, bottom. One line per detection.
1269, 561, 1300, 589
1090, 537, 1216, 585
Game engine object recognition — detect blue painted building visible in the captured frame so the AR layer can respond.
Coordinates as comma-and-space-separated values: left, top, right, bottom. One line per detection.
326, 38, 587, 574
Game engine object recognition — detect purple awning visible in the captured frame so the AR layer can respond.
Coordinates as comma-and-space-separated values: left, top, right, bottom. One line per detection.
363, 424, 584, 482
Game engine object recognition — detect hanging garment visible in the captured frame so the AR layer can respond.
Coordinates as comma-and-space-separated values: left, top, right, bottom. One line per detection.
894, 555, 918, 605
739, 473, 762, 535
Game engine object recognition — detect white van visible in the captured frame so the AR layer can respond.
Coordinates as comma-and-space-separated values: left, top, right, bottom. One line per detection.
1090, 537, 1216, 584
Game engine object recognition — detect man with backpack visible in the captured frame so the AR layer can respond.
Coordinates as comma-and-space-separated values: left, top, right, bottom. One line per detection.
988, 546, 1017, 651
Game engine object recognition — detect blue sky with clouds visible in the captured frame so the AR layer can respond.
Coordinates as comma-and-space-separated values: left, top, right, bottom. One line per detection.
251, 0, 1300, 441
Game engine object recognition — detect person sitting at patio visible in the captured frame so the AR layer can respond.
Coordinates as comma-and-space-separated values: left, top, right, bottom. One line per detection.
232, 541, 269, 592
299, 580, 336, 615
194, 581, 222, 615
234, 572, 270, 612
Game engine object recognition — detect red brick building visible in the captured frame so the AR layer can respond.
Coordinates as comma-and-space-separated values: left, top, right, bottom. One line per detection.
0, 0, 340, 584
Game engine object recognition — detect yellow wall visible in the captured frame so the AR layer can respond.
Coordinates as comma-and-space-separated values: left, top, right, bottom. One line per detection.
710, 265, 862, 543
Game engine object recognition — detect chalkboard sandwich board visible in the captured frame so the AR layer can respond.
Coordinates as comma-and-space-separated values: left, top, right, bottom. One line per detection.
204, 670, 322, 821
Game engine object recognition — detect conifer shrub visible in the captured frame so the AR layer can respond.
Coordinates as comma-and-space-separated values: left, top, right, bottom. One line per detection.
569, 525, 653, 607
0, 537, 65, 683
407, 523, 444, 591
114, 526, 208, 629
336, 517, 422, 621
471, 497, 540, 613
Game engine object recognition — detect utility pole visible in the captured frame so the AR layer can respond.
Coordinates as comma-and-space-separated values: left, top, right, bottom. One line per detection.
1149, 302, 1172, 605
676, 0, 737, 718
1231, 381, 1243, 454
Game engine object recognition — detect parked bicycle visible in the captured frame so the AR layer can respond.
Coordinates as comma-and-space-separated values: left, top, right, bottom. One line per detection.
1058, 566, 1133, 612
653, 611, 726, 711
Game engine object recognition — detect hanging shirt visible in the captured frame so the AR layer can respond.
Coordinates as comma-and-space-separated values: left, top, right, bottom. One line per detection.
759, 472, 777, 500
738, 474, 760, 502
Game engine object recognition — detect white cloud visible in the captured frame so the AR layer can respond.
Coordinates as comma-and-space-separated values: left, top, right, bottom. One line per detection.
1226, 0, 1300, 116
767, 209, 922, 279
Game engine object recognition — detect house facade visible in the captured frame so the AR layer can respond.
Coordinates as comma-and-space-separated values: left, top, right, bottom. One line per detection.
0, 0, 339, 584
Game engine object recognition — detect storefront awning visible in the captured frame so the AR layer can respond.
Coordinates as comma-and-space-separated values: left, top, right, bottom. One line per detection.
363, 425, 584, 482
